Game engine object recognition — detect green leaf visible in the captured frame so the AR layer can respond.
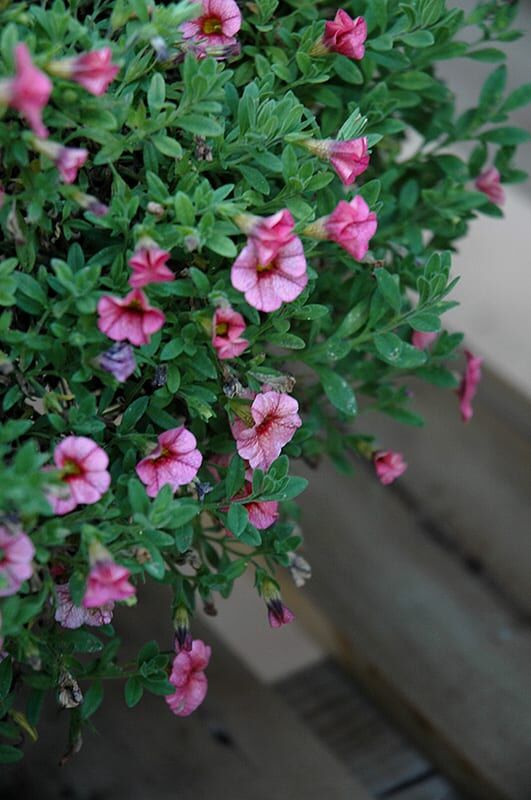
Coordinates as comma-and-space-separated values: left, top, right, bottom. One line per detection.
318, 368, 358, 416
225, 455, 246, 498
501, 83, 531, 113
147, 73, 166, 115
268, 333, 306, 349
177, 115, 224, 136
160, 339, 184, 361
374, 269, 401, 312
479, 65, 506, 112
259, 476, 308, 502
124, 676, 144, 708
480, 127, 531, 145
81, 680, 104, 720
0, 745, 23, 764
374, 333, 427, 368
227, 503, 249, 537
120, 396, 149, 432
172, 501, 200, 528
0, 658, 13, 700
408, 312, 441, 332
467, 48, 506, 63
400, 31, 435, 48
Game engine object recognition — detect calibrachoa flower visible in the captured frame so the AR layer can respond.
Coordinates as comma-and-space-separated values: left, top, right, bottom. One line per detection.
234, 472, 279, 530
262, 581, 295, 629
83, 544, 135, 608
33, 138, 88, 184
48, 47, 119, 96
98, 342, 136, 383
374, 450, 408, 485
97, 288, 165, 346
173, 606, 193, 652
55, 583, 113, 629
475, 167, 505, 206
325, 197, 378, 260
136, 427, 203, 498
0, 44, 52, 137
128, 240, 174, 288
232, 391, 302, 471
48, 436, 111, 515
458, 349, 483, 423
166, 638, 211, 717
315, 10, 367, 60
234, 209, 296, 265
411, 331, 438, 350
212, 306, 249, 359
71, 189, 109, 216
231, 237, 308, 313
0, 524, 34, 597
302, 137, 370, 186
181, 0, 242, 51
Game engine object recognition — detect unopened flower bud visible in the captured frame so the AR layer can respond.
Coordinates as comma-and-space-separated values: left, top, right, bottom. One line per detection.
173, 606, 193, 652
262, 580, 295, 629
147, 201, 165, 217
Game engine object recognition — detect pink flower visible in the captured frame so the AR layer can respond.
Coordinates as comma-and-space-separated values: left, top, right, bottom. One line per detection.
263, 581, 295, 629
458, 349, 483, 423
241, 486, 279, 530
212, 307, 249, 359
411, 331, 438, 350
181, 0, 242, 51
232, 391, 302, 471
0, 525, 34, 597
475, 167, 505, 206
231, 237, 308, 313
0, 44, 52, 137
128, 242, 174, 288
325, 197, 378, 260
322, 10, 367, 59
55, 583, 113, 629
49, 48, 119, 96
374, 450, 407, 485
303, 138, 369, 186
48, 436, 111, 515
33, 138, 88, 183
97, 288, 165, 346
165, 638, 211, 717
235, 210, 296, 265
83, 559, 135, 608
136, 427, 203, 498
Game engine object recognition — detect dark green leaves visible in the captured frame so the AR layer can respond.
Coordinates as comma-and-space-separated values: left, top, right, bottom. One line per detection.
374, 333, 427, 368
318, 369, 358, 416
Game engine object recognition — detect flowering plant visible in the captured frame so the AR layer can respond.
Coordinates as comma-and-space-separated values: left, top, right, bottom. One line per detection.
0, 0, 529, 761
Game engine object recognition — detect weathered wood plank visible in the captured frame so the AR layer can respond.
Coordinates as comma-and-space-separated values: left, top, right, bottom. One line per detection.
284, 457, 531, 800
278, 659, 432, 797
359, 369, 531, 618
0, 594, 371, 800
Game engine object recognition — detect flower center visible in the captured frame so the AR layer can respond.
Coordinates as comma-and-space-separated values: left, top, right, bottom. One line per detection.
256, 262, 274, 273
202, 16, 223, 34
61, 459, 83, 479
128, 300, 143, 311
216, 322, 229, 335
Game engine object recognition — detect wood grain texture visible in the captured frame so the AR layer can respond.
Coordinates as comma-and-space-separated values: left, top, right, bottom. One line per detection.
0, 593, 371, 800
288, 455, 531, 800
358, 370, 531, 619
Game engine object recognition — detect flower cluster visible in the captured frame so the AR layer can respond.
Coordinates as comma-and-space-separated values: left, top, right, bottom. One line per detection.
0, 0, 525, 758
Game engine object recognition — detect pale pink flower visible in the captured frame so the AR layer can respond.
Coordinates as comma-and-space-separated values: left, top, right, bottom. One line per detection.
212, 307, 249, 359
231, 237, 308, 313
374, 450, 407, 485
181, 0, 242, 51
166, 638, 211, 717
325, 197, 378, 260
128, 242, 174, 288
235, 210, 296, 265
411, 331, 438, 350
48, 436, 111, 515
475, 167, 505, 206
136, 427, 203, 498
232, 391, 302, 471
33, 138, 88, 184
0, 525, 34, 597
322, 10, 367, 60
0, 44, 52, 137
263, 581, 295, 629
239, 484, 279, 530
83, 560, 135, 608
303, 137, 369, 186
97, 288, 165, 346
458, 349, 483, 423
48, 48, 119, 96
55, 583, 113, 629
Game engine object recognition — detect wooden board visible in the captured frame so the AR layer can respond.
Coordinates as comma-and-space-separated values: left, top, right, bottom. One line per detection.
283, 454, 531, 800
357, 369, 531, 619
0, 592, 371, 800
